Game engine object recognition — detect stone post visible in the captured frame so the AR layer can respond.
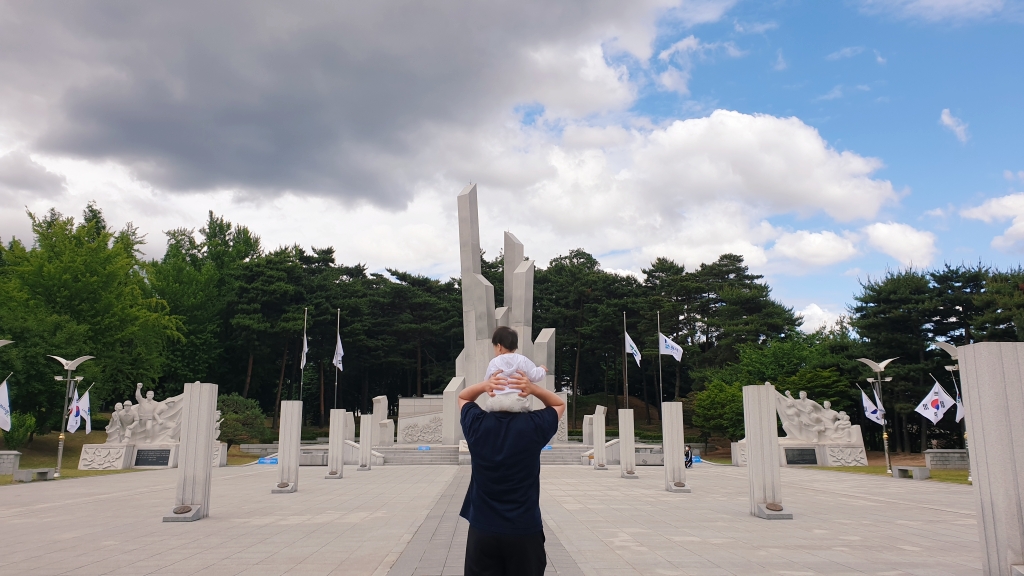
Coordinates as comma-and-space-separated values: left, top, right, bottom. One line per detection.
582, 415, 594, 446
326, 409, 346, 479
371, 395, 388, 446
593, 406, 608, 470
357, 413, 373, 471
959, 342, 1024, 573
272, 400, 301, 493
163, 382, 218, 522
743, 383, 790, 519
443, 376, 467, 445
344, 411, 355, 443
662, 402, 690, 493
619, 409, 638, 479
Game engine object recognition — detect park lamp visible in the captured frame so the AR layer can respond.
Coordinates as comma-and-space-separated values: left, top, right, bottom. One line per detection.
48, 355, 94, 478
856, 357, 897, 474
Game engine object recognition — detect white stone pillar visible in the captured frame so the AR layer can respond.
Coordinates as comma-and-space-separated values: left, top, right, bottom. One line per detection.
273, 401, 301, 493
344, 411, 355, 443
378, 420, 395, 446
582, 415, 594, 446
326, 409, 346, 479
619, 409, 638, 479
959, 342, 1024, 573
592, 406, 608, 470
743, 383, 790, 519
163, 382, 218, 522
357, 413, 373, 471
662, 402, 690, 493
371, 395, 388, 446
443, 376, 466, 445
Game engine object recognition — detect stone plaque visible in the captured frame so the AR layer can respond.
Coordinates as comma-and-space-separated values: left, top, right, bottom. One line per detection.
784, 448, 817, 465
135, 449, 171, 467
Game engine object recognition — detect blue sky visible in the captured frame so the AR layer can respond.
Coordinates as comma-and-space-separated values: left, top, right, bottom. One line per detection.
1, 0, 1021, 328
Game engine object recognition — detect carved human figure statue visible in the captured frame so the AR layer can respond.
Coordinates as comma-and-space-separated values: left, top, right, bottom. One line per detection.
135, 383, 161, 440
119, 400, 138, 440
831, 411, 854, 443
214, 410, 223, 441
774, 389, 858, 444
104, 402, 124, 444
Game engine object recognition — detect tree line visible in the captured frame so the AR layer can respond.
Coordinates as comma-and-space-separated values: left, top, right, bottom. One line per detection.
2, 204, 1022, 454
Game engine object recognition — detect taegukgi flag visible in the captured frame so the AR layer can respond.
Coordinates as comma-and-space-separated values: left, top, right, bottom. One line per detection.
915, 379, 956, 425
861, 388, 885, 426
333, 334, 344, 371
658, 333, 683, 362
67, 387, 81, 433
78, 389, 92, 434
953, 382, 965, 423
625, 332, 642, 367
0, 378, 11, 432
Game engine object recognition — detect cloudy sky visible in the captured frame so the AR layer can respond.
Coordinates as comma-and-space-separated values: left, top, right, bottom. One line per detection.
1, 0, 1022, 330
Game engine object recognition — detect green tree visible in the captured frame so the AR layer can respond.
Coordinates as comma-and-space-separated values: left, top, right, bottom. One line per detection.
1, 413, 36, 450
217, 393, 267, 449
691, 381, 744, 441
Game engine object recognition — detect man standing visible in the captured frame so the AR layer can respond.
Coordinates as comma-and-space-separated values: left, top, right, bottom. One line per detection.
458, 370, 565, 576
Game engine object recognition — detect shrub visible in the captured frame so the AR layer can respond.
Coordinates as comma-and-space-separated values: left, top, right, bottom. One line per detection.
217, 394, 266, 450
692, 381, 745, 441
3, 413, 37, 450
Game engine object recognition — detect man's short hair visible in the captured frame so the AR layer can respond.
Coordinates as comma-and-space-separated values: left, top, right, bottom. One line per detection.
491, 326, 518, 351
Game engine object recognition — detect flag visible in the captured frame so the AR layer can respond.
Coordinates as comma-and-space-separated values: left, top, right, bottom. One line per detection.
333, 334, 344, 371
915, 379, 956, 425
625, 332, 641, 367
0, 378, 10, 432
78, 389, 92, 434
300, 332, 308, 370
861, 388, 884, 425
67, 387, 81, 433
953, 382, 965, 423
658, 333, 683, 362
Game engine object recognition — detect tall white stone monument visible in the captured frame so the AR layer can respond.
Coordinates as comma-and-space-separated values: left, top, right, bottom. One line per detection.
358, 414, 373, 471
326, 409, 346, 479
743, 383, 791, 519
163, 382, 218, 522
272, 401, 301, 493
441, 184, 556, 445
619, 409, 638, 479
662, 402, 690, 493
958, 342, 1024, 574
592, 406, 608, 470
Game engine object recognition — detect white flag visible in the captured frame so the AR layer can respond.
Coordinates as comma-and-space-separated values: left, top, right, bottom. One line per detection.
67, 387, 81, 433
658, 333, 683, 362
78, 390, 92, 434
861, 389, 884, 426
625, 332, 641, 367
333, 334, 344, 371
915, 380, 956, 425
300, 332, 308, 370
954, 383, 965, 423
0, 379, 11, 432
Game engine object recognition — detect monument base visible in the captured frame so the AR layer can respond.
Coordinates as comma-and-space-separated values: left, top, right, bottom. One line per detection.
79, 444, 134, 470
754, 503, 793, 520
325, 469, 343, 479
211, 442, 227, 467
667, 482, 691, 493
131, 443, 179, 469
163, 504, 204, 522
271, 482, 297, 493
732, 440, 867, 467
621, 470, 639, 479
356, 464, 371, 472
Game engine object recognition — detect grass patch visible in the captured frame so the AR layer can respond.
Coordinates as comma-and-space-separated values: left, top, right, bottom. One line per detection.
701, 456, 733, 465
0, 429, 145, 486
225, 444, 260, 466
811, 465, 971, 485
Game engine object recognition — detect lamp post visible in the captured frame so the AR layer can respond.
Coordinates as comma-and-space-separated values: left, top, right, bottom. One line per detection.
935, 341, 970, 483
856, 357, 897, 474
48, 355, 94, 478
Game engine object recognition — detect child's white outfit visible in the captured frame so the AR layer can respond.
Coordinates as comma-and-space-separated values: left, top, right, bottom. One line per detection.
484, 353, 546, 395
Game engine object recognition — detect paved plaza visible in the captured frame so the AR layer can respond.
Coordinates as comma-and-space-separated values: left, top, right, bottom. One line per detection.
0, 462, 980, 575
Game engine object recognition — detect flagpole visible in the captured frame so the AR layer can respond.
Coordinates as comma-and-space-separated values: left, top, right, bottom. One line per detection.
657, 311, 664, 408
948, 368, 970, 483
622, 312, 628, 407
299, 307, 307, 401
334, 308, 340, 411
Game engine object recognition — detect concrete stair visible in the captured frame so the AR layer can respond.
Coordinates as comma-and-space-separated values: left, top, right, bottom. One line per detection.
376, 445, 460, 465
541, 444, 588, 465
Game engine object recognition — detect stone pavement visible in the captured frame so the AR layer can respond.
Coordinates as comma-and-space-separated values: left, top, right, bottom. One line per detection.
0, 462, 981, 575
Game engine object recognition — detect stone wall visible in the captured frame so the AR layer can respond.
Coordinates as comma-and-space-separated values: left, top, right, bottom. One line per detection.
924, 449, 969, 470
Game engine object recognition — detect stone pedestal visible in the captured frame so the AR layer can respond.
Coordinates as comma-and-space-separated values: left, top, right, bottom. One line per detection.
163, 382, 218, 522
357, 414, 373, 471
582, 415, 594, 446
592, 406, 608, 470
272, 401, 301, 493
959, 342, 1024, 573
924, 449, 969, 470
0, 451, 21, 475
326, 409, 346, 479
211, 442, 227, 467
662, 402, 690, 493
743, 383, 791, 519
378, 420, 395, 446
618, 409, 638, 479
79, 445, 133, 470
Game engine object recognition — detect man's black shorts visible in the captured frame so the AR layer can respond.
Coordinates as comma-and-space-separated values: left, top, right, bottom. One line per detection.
464, 524, 546, 576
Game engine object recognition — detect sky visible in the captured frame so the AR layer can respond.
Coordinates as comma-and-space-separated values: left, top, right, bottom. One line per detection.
1, 0, 1022, 331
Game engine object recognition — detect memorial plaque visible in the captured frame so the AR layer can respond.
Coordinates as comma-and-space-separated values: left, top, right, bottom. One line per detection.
785, 448, 817, 465
135, 449, 171, 467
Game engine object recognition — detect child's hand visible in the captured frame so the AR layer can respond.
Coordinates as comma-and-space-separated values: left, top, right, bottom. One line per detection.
483, 373, 508, 397
506, 370, 533, 398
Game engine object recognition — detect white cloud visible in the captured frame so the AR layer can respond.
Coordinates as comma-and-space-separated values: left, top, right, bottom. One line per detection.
734, 21, 777, 34
826, 46, 864, 60
797, 304, 841, 332
1003, 169, 1024, 181
816, 85, 844, 101
861, 222, 938, 266
773, 49, 787, 71
771, 230, 859, 266
940, 109, 969, 142
657, 35, 744, 95
857, 0, 1005, 22
962, 193, 1024, 251
874, 50, 887, 64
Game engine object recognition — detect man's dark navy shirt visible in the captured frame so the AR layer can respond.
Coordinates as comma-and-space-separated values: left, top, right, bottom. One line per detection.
458, 402, 558, 535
